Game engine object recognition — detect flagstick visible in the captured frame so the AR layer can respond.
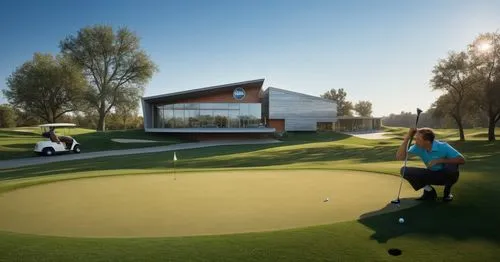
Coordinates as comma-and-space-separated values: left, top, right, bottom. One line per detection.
173, 151, 177, 180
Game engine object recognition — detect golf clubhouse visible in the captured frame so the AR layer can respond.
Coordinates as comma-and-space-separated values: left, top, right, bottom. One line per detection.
142, 79, 338, 135
141, 79, 382, 137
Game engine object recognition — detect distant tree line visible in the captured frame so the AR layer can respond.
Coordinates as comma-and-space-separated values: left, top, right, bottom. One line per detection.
322, 31, 500, 142
381, 110, 494, 130
2, 25, 157, 131
0, 103, 143, 130
320, 88, 373, 117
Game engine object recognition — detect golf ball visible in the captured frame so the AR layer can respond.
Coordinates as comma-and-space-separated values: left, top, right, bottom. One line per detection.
399, 218, 405, 223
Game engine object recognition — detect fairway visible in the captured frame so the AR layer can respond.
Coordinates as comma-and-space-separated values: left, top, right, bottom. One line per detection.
0, 170, 419, 238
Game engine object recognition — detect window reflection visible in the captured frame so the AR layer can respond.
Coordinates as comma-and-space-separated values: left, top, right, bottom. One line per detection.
154, 103, 262, 128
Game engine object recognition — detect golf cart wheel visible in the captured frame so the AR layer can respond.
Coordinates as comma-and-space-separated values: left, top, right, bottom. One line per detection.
73, 145, 81, 153
42, 147, 55, 156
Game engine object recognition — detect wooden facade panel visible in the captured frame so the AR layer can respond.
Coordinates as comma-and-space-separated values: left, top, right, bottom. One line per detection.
174, 86, 261, 103
268, 119, 285, 132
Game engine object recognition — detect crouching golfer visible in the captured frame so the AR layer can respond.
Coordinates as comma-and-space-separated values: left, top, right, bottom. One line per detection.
396, 128, 465, 202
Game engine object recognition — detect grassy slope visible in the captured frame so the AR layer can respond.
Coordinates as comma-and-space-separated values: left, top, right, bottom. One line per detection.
0, 128, 499, 261
0, 127, 181, 160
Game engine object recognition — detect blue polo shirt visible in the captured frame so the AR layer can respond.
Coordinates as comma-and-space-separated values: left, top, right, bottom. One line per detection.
408, 140, 464, 171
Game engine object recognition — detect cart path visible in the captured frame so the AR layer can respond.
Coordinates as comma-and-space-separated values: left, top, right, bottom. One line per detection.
0, 139, 281, 170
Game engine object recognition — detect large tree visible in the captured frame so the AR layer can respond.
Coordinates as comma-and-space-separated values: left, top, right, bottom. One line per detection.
430, 51, 477, 141
468, 32, 500, 141
354, 101, 372, 117
320, 88, 353, 116
3, 53, 85, 123
114, 87, 141, 129
60, 25, 157, 131
0, 104, 16, 128
431, 93, 476, 140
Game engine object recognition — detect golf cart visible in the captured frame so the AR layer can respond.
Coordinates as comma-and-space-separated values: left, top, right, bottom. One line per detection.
34, 123, 81, 156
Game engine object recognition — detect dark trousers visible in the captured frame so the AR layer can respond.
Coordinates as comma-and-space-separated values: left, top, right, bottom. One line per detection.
401, 164, 460, 196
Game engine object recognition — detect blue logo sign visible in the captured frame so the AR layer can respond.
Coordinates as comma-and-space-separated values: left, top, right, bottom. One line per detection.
233, 87, 246, 100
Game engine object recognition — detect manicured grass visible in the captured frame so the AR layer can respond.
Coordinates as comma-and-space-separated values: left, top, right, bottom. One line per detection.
0, 170, 421, 238
0, 128, 182, 160
0, 128, 499, 261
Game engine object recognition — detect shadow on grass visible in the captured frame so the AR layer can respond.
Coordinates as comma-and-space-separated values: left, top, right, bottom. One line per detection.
358, 168, 500, 244
0, 144, 402, 180
0, 144, 40, 160
0, 143, 36, 150
279, 131, 352, 142
2, 139, 499, 181
0, 130, 39, 137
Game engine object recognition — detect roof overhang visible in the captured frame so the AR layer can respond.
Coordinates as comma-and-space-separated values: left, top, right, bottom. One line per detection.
145, 128, 275, 133
142, 79, 265, 104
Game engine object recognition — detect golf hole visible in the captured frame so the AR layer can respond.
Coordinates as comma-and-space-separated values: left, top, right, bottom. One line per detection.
388, 248, 402, 256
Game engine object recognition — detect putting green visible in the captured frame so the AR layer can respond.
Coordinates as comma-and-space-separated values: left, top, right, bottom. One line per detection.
0, 170, 420, 238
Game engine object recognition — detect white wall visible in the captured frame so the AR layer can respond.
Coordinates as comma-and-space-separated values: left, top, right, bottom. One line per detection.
267, 87, 337, 131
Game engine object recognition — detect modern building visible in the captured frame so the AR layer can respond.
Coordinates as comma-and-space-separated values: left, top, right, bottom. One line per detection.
141, 79, 338, 136
262, 87, 337, 132
334, 116, 383, 132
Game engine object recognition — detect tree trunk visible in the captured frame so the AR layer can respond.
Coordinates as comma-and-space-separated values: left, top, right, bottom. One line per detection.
97, 100, 106, 131
453, 116, 465, 141
453, 117, 465, 141
488, 116, 496, 142
49, 113, 55, 123
458, 122, 465, 141
97, 112, 106, 131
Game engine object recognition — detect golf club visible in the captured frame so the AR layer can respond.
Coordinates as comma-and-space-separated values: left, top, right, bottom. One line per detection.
391, 108, 423, 205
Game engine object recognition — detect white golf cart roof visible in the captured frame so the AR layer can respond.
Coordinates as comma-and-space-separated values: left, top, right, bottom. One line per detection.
39, 123, 76, 128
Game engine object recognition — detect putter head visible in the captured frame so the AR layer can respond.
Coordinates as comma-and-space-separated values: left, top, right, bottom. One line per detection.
391, 199, 401, 205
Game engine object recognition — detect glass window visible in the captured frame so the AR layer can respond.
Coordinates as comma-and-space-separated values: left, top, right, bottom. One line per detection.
239, 103, 249, 117
317, 122, 333, 131
199, 110, 213, 117
173, 109, 185, 128
200, 103, 229, 110
249, 104, 261, 119
236, 103, 262, 128
164, 109, 174, 128
228, 103, 240, 110
217, 103, 229, 110
185, 103, 200, 110
153, 106, 161, 128
153, 103, 262, 129
228, 111, 240, 128
185, 110, 200, 128
199, 110, 215, 127
200, 103, 215, 110
213, 110, 229, 128
174, 104, 185, 110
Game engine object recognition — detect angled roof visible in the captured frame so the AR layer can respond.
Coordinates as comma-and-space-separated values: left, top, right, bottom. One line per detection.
143, 79, 265, 103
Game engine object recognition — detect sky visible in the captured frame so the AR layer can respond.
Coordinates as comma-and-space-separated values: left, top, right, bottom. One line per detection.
1, 0, 500, 117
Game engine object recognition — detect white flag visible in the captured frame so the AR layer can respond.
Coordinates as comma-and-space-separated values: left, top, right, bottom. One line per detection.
173, 152, 177, 161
